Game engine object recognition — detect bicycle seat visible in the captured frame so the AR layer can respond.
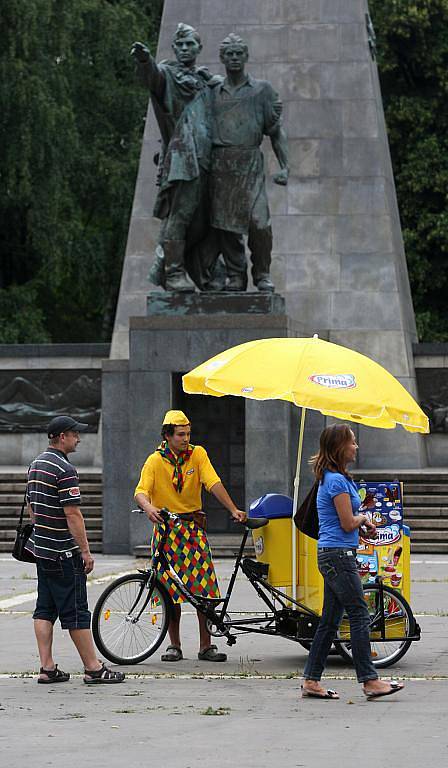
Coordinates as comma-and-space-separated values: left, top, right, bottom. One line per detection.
245, 517, 269, 530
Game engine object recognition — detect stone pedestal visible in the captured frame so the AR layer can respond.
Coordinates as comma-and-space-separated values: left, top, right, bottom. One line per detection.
103, 293, 304, 553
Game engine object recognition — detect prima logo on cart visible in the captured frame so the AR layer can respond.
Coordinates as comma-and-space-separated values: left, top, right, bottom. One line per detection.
309, 374, 356, 389
363, 524, 401, 546
254, 536, 264, 556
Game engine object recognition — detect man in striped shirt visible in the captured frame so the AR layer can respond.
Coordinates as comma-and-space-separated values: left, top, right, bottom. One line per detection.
26, 415, 124, 685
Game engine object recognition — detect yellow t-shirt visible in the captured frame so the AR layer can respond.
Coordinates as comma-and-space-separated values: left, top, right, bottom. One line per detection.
134, 445, 221, 514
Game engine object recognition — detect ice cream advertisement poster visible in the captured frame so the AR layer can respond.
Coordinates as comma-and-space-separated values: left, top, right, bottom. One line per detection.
357, 482, 403, 532
355, 481, 404, 592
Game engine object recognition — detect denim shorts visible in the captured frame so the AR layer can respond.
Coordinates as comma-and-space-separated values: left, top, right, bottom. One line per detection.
34, 553, 91, 630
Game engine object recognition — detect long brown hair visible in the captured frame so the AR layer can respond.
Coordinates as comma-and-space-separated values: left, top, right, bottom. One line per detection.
310, 424, 354, 481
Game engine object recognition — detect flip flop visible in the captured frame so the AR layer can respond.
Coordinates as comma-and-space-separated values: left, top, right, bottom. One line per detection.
301, 685, 339, 699
364, 681, 404, 700
38, 664, 70, 684
161, 645, 183, 662
197, 644, 227, 662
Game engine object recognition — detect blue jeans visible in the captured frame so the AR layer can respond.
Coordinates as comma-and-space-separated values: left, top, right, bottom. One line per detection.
303, 548, 378, 684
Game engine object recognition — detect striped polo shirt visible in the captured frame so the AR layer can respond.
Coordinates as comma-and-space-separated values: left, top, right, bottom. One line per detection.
25, 448, 82, 560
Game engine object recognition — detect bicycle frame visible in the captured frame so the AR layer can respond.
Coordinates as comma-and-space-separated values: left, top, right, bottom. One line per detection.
141, 514, 322, 645
141, 512, 420, 647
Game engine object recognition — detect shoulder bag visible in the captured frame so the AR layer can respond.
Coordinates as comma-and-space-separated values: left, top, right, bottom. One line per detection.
293, 480, 319, 540
12, 489, 36, 563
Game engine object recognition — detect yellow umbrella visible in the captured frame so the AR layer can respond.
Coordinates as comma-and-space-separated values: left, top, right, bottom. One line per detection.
183, 336, 429, 596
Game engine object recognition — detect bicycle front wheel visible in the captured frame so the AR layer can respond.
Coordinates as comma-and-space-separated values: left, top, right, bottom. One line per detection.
92, 573, 172, 665
336, 584, 415, 669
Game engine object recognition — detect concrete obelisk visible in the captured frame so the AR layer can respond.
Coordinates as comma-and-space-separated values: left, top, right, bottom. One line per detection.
110, 0, 425, 469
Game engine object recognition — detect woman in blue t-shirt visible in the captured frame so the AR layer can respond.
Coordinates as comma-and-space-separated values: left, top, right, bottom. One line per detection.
301, 424, 404, 701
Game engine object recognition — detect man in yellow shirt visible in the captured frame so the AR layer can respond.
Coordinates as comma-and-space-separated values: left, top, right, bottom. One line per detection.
134, 409, 246, 661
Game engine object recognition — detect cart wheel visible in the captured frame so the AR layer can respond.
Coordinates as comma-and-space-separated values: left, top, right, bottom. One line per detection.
335, 584, 415, 668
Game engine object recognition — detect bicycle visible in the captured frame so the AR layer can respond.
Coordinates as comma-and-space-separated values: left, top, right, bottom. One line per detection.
92, 509, 421, 668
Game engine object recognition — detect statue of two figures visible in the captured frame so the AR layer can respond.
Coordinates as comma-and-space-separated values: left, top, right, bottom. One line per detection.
131, 24, 289, 294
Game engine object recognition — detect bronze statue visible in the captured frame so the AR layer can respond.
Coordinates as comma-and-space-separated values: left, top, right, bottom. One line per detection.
131, 28, 288, 293
207, 34, 289, 293
131, 24, 220, 292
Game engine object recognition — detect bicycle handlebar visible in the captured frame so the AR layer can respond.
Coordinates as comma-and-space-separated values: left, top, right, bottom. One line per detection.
131, 507, 268, 529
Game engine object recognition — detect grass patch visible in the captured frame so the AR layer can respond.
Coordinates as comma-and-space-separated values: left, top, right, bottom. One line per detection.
53, 713, 85, 720
201, 706, 231, 716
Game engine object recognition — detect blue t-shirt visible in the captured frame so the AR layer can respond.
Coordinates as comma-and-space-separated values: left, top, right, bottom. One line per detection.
317, 470, 362, 548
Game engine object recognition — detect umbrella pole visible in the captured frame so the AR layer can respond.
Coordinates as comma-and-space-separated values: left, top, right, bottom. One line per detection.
292, 407, 306, 601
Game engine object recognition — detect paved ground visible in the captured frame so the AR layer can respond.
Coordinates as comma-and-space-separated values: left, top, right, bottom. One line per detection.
1, 553, 447, 766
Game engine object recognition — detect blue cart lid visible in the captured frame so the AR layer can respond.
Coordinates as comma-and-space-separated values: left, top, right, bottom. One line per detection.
249, 493, 293, 519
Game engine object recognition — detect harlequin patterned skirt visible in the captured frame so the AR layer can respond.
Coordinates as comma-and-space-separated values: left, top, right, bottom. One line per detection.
150, 517, 220, 604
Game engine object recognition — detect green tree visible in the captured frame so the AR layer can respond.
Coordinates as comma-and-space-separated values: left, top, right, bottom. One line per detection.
369, 0, 448, 340
0, 0, 162, 343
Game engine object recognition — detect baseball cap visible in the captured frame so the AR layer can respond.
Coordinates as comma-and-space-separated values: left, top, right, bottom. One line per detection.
47, 415, 89, 438
162, 410, 190, 426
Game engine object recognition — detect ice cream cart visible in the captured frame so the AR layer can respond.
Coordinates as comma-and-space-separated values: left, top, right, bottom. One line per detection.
250, 480, 416, 665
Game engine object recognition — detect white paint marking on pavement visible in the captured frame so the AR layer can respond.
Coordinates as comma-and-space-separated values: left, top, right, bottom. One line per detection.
411, 560, 448, 565
0, 570, 134, 610
0, 592, 37, 610
90, 570, 134, 584
0, 672, 446, 681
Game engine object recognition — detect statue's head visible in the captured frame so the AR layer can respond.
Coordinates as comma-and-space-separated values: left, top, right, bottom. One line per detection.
172, 23, 202, 65
219, 33, 249, 71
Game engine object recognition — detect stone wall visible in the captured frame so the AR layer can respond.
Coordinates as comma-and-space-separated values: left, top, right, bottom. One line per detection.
414, 344, 448, 468
0, 344, 109, 467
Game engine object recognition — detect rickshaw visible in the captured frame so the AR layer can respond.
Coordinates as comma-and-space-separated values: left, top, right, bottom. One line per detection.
92, 501, 420, 669
93, 338, 427, 669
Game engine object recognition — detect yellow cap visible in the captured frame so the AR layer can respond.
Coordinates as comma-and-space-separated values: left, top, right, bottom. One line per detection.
162, 409, 190, 426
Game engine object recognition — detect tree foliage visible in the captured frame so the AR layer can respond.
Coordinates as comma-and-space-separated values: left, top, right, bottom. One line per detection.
1, 2, 447, 342
0, 0, 162, 342
369, 0, 448, 340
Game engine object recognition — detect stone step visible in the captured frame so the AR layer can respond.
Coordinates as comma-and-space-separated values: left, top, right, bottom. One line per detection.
0, 517, 103, 529
0, 541, 103, 554
0, 470, 103, 482
0, 528, 102, 542
404, 484, 448, 494
411, 542, 448, 554
0, 469, 104, 551
0, 482, 103, 493
406, 518, 448, 530
352, 470, 448, 483
0, 494, 102, 506
404, 507, 448, 518
408, 530, 448, 541
404, 494, 448, 506
0, 506, 102, 518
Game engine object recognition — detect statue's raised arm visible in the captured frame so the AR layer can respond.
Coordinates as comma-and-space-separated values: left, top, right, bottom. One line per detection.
131, 23, 224, 292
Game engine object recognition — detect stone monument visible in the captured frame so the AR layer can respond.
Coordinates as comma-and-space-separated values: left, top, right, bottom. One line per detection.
103, 0, 426, 553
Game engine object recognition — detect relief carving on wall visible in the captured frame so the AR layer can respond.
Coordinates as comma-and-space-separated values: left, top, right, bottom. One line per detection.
0, 371, 101, 432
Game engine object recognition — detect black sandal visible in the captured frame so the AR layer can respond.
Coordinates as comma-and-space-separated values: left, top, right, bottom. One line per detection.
84, 662, 125, 685
38, 664, 70, 684
364, 681, 404, 700
161, 645, 183, 662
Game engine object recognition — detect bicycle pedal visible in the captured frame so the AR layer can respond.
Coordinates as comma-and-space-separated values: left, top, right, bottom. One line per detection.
226, 636, 237, 646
